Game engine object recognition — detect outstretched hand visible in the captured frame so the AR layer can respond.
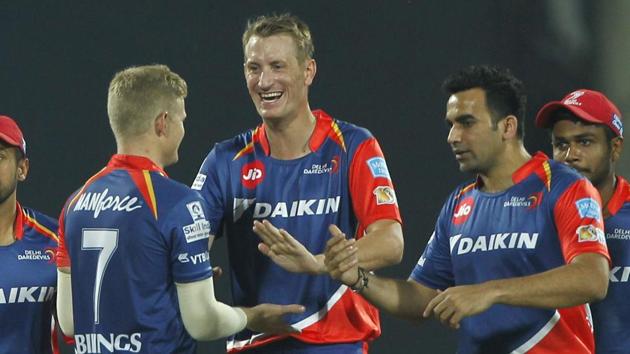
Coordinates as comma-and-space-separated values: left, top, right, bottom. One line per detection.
324, 225, 359, 286
253, 220, 323, 274
243, 303, 305, 334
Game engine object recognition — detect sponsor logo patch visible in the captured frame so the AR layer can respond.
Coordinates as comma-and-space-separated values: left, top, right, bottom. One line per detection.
366, 157, 390, 179
449, 232, 539, 255
72, 188, 142, 218
575, 198, 602, 220
177, 253, 189, 263
191, 173, 206, 190
186, 201, 206, 222
453, 197, 474, 225
241, 161, 265, 189
182, 220, 211, 243
577, 224, 605, 243
563, 91, 585, 106
17, 249, 53, 262
373, 186, 397, 205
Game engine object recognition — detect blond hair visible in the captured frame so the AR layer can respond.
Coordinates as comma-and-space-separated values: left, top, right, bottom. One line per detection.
242, 13, 314, 63
107, 64, 187, 139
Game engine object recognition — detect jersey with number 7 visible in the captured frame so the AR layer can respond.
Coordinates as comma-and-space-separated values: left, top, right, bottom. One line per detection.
56, 155, 213, 354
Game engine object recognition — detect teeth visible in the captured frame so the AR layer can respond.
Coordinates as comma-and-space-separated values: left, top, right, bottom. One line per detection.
261, 92, 282, 100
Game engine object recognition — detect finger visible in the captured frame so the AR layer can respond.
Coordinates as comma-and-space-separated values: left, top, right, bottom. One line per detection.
279, 304, 306, 314
278, 229, 301, 246
336, 255, 358, 273
257, 242, 272, 256
262, 220, 286, 243
450, 311, 463, 330
328, 239, 356, 263
423, 292, 443, 318
436, 304, 455, 325
253, 220, 274, 245
328, 224, 345, 238
212, 266, 223, 278
326, 243, 357, 270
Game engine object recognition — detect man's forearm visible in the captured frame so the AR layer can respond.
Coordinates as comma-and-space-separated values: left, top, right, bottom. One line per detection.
360, 274, 437, 321
355, 220, 404, 270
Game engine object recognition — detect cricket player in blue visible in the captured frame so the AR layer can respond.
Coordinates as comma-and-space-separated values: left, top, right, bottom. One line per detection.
55, 65, 304, 354
325, 66, 611, 354
536, 89, 629, 354
193, 14, 403, 353
0, 115, 61, 354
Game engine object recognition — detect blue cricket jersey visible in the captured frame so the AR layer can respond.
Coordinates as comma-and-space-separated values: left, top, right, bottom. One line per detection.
57, 155, 213, 354
0, 203, 59, 354
193, 110, 402, 352
411, 153, 610, 354
591, 176, 630, 354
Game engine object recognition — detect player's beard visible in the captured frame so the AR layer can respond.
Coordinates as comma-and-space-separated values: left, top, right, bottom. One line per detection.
0, 178, 18, 205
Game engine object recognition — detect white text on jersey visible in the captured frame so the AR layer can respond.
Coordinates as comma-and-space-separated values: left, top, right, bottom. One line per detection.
610, 266, 630, 282
73, 188, 142, 218
0, 286, 55, 304
74, 333, 142, 353
250, 196, 341, 219
449, 233, 539, 255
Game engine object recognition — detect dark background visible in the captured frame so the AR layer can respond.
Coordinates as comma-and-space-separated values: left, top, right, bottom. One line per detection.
1, 1, 620, 353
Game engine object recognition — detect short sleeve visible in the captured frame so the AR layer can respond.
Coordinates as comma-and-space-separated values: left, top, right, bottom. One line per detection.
191, 147, 225, 237
348, 137, 402, 233
162, 196, 214, 283
553, 178, 610, 265
409, 208, 454, 290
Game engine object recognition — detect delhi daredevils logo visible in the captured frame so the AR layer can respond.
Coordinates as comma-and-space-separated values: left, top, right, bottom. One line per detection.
241, 160, 265, 189
453, 197, 474, 225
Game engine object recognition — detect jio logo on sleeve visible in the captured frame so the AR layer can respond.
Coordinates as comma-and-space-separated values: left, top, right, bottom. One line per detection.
241, 160, 266, 189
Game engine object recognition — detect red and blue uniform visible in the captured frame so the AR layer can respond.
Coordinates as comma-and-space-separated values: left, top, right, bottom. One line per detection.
56, 155, 213, 354
411, 153, 610, 354
0, 204, 59, 354
193, 110, 401, 353
591, 176, 630, 354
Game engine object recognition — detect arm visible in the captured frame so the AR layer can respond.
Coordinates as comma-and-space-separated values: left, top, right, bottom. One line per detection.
324, 225, 437, 321
176, 278, 304, 340
56, 268, 74, 336
424, 252, 609, 329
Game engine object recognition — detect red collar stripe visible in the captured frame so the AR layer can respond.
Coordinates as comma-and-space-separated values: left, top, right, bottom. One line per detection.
128, 170, 159, 220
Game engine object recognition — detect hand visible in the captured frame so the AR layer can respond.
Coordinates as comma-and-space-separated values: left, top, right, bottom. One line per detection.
253, 220, 323, 274
242, 303, 305, 334
324, 225, 359, 286
422, 283, 496, 329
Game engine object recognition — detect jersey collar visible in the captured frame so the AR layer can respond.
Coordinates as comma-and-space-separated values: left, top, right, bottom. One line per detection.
107, 154, 168, 176
512, 152, 551, 188
606, 176, 630, 216
254, 109, 339, 156
14, 202, 24, 240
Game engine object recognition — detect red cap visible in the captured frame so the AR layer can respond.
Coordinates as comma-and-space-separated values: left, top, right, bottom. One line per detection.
0, 115, 27, 155
535, 89, 623, 138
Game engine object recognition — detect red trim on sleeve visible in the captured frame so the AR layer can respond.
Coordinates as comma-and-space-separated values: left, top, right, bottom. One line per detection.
56, 204, 70, 268
349, 137, 401, 238
553, 179, 610, 265
13, 202, 25, 240
607, 176, 630, 216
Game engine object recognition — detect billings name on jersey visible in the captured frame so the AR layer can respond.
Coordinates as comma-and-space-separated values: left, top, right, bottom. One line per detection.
74, 332, 142, 354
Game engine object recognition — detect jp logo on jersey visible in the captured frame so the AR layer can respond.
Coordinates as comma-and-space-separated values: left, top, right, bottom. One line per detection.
241, 160, 265, 189
453, 197, 474, 225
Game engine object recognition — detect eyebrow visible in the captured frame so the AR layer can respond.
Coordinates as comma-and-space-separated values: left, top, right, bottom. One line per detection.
446, 114, 476, 123
552, 132, 597, 140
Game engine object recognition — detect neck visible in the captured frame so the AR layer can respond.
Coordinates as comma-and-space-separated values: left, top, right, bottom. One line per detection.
117, 136, 164, 168
596, 174, 617, 214
263, 107, 316, 160
479, 143, 531, 193
0, 194, 17, 246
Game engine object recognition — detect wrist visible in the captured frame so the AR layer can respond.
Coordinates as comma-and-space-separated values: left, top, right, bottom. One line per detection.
349, 267, 370, 294
310, 254, 327, 274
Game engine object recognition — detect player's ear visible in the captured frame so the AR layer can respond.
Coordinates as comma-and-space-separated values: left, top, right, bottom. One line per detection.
154, 111, 168, 137
610, 136, 623, 163
17, 157, 29, 181
501, 115, 518, 139
304, 58, 316, 86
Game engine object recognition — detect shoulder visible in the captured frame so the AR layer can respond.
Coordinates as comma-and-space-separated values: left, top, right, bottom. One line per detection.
20, 206, 59, 243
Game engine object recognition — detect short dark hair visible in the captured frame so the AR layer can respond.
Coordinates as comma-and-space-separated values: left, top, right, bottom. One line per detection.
548, 108, 618, 142
442, 65, 527, 139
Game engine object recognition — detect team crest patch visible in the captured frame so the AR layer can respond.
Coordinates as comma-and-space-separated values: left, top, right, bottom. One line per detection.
373, 186, 397, 205
186, 201, 206, 222
366, 157, 390, 179
577, 224, 605, 244
575, 198, 602, 220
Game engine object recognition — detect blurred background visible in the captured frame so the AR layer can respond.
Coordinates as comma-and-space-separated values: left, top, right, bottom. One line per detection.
1, 1, 628, 353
